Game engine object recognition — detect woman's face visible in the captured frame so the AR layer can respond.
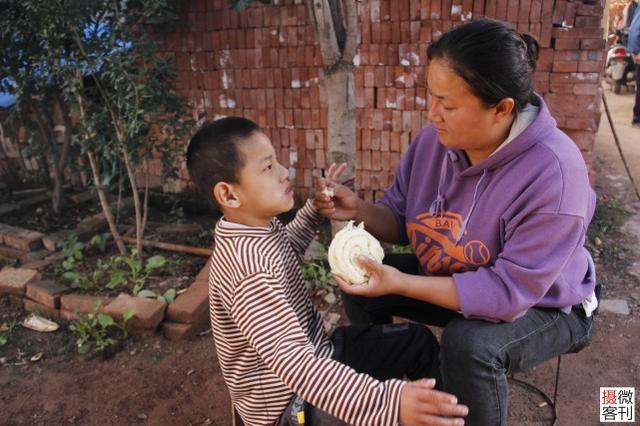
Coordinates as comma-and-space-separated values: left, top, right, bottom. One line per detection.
426, 58, 514, 164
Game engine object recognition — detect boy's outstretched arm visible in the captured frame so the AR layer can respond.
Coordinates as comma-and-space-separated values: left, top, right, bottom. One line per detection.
284, 163, 352, 256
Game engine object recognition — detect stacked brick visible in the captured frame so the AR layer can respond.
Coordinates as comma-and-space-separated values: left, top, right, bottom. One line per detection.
0, 262, 211, 340
155, 0, 605, 201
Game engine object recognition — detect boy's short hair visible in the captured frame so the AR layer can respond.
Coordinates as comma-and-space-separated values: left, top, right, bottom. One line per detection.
186, 117, 261, 211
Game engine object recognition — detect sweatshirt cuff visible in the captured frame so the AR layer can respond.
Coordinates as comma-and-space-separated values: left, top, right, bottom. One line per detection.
452, 271, 502, 323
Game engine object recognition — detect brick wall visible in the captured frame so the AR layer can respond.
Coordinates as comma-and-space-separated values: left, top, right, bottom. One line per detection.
156, 0, 605, 202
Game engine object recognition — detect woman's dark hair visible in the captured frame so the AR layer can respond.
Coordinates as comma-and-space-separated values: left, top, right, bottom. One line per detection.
186, 117, 260, 211
427, 19, 540, 111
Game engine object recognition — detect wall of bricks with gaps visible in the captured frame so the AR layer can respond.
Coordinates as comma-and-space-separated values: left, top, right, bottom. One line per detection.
156, 0, 607, 203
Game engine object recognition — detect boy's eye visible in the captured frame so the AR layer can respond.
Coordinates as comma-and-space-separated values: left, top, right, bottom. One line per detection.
264, 163, 273, 172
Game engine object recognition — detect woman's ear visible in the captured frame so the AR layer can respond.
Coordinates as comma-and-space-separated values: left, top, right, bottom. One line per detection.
214, 182, 241, 209
495, 97, 516, 120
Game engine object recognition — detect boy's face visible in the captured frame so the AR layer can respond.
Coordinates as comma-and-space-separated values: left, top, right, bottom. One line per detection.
228, 131, 294, 227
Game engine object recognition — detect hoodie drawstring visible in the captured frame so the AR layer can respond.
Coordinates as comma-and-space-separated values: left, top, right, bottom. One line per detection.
455, 168, 488, 245
429, 152, 452, 217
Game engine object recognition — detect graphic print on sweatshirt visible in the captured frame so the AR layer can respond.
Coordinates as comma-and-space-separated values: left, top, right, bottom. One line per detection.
407, 211, 492, 274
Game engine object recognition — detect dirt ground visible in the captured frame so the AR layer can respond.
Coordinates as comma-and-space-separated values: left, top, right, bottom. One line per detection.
1, 105, 640, 425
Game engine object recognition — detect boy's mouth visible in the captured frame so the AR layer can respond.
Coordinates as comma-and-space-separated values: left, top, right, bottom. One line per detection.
285, 185, 293, 196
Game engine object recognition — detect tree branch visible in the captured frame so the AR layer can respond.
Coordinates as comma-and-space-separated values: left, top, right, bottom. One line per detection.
306, 0, 341, 66
342, 0, 358, 63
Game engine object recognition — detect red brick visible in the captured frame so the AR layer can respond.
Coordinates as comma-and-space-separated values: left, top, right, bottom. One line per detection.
0, 244, 27, 261
60, 294, 112, 315
545, 93, 599, 116
3, 227, 44, 251
537, 48, 554, 71
24, 298, 60, 320
576, 4, 603, 17
549, 83, 574, 94
162, 315, 210, 341
580, 38, 605, 50
573, 83, 600, 96
565, 117, 598, 132
563, 2, 578, 26
26, 280, 70, 308
551, 0, 567, 25
575, 16, 601, 28
563, 129, 595, 151
529, 0, 542, 22
552, 61, 578, 73
0, 267, 41, 296
549, 72, 599, 84
578, 60, 603, 73
103, 293, 167, 330
554, 38, 580, 50
518, 0, 531, 23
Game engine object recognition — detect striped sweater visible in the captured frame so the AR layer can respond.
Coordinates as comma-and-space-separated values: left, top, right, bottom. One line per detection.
208, 200, 404, 426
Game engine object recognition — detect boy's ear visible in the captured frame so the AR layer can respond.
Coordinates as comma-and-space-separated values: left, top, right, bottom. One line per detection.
213, 182, 241, 209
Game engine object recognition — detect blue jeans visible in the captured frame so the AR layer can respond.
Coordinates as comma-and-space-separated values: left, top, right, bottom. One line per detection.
342, 254, 598, 426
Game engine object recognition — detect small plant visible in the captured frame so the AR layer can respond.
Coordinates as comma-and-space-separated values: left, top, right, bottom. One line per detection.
302, 260, 334, 290
0, 319, 19, 347
168, 201, 185, 224
89, 233, 111, 253
63, 258, 110, 291
69, 306, 135, 355
59, 234, 85, 271
137, 288, 177, 303
108, 249, 168, 295
0, 258, 17, 268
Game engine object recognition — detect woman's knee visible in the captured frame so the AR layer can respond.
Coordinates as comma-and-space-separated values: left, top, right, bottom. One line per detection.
440, 318, 501, 368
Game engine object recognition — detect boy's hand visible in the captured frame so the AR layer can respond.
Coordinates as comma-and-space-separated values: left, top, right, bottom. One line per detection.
334, 255, 403, 296
313, 162, 360, 220
399, 379, 468, 426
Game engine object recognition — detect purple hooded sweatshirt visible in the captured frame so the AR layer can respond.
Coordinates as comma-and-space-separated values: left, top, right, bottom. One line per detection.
379, 96, 597, 322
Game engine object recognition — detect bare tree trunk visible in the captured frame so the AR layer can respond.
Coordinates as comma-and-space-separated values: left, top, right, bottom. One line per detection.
324, 68, 356, 174
30, 103, 65, 214
76, 93, 127, 254
307, 0, 358, 235
306, 0, 358, 178
87, 150, 127, 254
141, 157, 150, 238
121, 148, 144, 257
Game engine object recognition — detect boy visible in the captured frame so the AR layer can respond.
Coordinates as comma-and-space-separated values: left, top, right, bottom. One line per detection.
186, 117, 467, 426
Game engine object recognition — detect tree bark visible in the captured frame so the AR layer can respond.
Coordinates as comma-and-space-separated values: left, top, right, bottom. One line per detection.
86, 150, 127, 255
306, 0, 358, 178
121, 148, 144, 257
29, 102, 65, 214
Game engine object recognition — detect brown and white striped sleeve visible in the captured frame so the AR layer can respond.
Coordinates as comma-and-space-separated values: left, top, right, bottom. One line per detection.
231, 271, 405, 426
284, 199, 324, 258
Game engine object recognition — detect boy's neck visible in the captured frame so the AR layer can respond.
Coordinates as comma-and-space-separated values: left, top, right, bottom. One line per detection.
222, 210, 273, 228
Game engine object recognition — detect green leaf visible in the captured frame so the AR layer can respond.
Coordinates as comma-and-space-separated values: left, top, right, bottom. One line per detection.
63, 271, 79, 280
106, 270, 126, 289
162, 288, 176, 303
122, 309, 135, 322
145, 255, 166, 270
97, 314, 115, 328
137, 289, 157, 299
78, 341, 91, 354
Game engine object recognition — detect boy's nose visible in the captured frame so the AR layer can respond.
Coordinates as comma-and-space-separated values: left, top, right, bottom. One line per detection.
278, 162, 289, 180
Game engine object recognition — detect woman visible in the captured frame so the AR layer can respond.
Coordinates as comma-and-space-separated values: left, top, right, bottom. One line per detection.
315, 19, 599, 425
